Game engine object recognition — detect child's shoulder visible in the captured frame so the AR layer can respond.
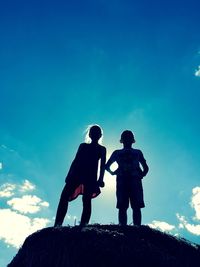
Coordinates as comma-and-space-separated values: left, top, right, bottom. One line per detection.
111, 149, 122, 156
81, 142, 106, 151
132, 148, 143, 155
78, 142, 90, 151
79, 142, 87, 148
98, 144, 106, 152
132, 148, 142, 153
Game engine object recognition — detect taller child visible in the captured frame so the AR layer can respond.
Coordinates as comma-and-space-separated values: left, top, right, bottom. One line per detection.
54, 125, 106, 226
106, 130, 149, 226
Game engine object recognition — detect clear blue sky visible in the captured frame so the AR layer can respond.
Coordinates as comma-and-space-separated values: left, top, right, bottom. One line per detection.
1, 0, 200, 265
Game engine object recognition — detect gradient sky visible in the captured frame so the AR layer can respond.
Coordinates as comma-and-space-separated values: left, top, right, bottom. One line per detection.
1, 0, 200, 265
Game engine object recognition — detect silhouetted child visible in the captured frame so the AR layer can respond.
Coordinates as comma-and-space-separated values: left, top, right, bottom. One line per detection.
54, 125, 106, 227
105, 130, 149, 226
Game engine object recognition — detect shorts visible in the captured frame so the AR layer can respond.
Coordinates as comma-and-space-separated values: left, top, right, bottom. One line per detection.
116, 175, 145, 209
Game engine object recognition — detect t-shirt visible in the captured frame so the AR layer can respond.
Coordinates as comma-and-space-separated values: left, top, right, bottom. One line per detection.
109, 148, 148, 177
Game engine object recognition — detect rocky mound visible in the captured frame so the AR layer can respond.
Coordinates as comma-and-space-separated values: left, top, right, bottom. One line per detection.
8, 224, 200, 267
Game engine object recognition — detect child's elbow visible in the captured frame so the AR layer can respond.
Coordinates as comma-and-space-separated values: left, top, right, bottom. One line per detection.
144, 166, 149, 175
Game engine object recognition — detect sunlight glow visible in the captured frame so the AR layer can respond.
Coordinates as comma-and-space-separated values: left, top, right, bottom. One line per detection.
104, 172, 116, 193
103, 147, 118, 193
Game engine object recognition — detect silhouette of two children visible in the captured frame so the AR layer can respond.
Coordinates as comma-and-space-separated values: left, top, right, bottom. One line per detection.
54, 125, 149, 227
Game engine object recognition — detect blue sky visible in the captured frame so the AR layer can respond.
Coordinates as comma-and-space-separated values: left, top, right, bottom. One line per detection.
1, 0, 200, 265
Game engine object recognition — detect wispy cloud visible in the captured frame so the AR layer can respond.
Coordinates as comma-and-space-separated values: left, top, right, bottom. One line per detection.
7, 195, 49, 214
149, 220, 176, 232
0, 162, 2, 170
0, 209, 50, 248
0, 143, 40, 185
194, 66, 200, 77
0, 144, 15, 152
0, 183, 16, 198
0, 180, 36, 198
19, 180, 36, 192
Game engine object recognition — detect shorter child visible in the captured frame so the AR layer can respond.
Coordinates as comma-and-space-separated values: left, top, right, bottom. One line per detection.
105, 130, 149, 226
54, 125, 106, 227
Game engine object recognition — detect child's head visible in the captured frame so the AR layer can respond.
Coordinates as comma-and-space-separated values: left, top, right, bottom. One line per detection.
120, 130, 135, 145
85, 124, 103, 143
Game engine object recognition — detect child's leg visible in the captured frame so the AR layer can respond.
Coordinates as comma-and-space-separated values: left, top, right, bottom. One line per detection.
129, 179, 144, 226
54, 185, 70, 226
118, 208, 127, 226
80, 195, 92, 226
132, 207, 141, 226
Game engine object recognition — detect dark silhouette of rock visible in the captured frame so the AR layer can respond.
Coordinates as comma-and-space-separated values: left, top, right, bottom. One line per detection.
8, 225, 200, 267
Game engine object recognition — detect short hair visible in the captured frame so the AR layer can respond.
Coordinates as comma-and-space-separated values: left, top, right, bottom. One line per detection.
120, 130, 135, 143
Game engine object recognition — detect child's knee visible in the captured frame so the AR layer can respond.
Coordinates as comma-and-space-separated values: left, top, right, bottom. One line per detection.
119, 208, 127, 213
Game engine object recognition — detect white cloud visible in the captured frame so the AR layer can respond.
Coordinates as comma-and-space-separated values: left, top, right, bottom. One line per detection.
0, 209, 50, 248
177, 214, 200, 236
149, 220, 176, 232
0, 180, 36, 196
0, 183, 16, 198
195, 66, 200, 77
40, 201, 49, 207
184, 223, 200, 235
19, 180, 36, 192
176, 187, 200, 237
0, 145, 52, 249
7, 195, 49, 214
190, 187, 200, 220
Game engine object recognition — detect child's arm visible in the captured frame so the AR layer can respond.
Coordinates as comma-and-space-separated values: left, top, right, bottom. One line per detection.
139, 151, 149, 178
105, 152, 117, 175
97, 146, 106, 187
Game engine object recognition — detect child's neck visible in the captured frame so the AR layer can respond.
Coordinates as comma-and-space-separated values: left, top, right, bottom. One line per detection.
91, 140, 99, 144
123, 144, 132, 149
